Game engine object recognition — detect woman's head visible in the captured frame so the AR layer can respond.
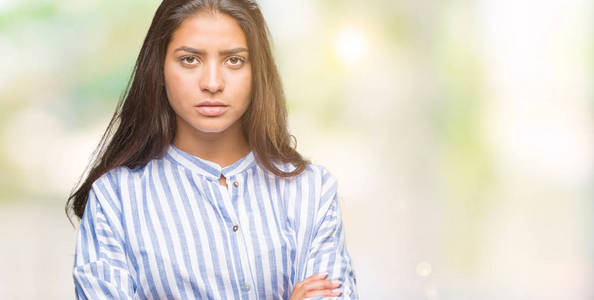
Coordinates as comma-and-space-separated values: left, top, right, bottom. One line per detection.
66, 0, 309, 221
164, 11, 253, 139
154, 0, 273, 137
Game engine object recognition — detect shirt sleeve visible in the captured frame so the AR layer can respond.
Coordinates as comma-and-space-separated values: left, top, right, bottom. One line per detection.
73, 180, 135, 299
302, 169, 359, 299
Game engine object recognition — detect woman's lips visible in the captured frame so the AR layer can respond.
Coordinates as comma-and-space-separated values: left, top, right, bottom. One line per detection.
195, 105, 229, 117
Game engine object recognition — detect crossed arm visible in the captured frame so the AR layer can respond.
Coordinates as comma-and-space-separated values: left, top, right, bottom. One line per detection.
73, 175, 358, 299
290, 171, 358, 299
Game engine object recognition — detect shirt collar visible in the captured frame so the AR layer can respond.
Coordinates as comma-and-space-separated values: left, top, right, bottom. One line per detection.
165, 143, 256, 180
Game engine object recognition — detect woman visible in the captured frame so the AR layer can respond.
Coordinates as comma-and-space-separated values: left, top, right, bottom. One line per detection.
66, 0, 358, 299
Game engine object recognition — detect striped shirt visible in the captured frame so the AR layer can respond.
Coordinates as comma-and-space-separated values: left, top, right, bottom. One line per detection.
73, 143, 358, 299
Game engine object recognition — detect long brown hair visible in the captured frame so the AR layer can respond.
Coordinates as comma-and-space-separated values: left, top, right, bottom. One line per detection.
66, 0, 308, 222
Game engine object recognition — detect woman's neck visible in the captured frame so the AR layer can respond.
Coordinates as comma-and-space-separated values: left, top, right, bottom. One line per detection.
172, 120, 251, 168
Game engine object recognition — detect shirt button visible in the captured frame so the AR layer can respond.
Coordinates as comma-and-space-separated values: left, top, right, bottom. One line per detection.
233, 181, 239, 187
243, 284, 250, 291
232, 225, 239, 232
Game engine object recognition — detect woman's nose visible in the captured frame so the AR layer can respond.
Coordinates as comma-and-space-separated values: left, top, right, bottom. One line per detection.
199, 60, 224, 94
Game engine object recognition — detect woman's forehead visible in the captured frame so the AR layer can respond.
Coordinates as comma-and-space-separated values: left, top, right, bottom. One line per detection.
169, 12, 248, 51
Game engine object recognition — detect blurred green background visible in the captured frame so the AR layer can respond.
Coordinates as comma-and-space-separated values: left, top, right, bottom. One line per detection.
0, 0, 592, 298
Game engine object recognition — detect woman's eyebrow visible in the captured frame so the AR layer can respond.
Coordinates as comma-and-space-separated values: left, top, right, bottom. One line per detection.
174, 46, 248, 55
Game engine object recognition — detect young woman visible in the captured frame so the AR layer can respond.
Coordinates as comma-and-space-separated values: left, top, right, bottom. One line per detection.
66, 0, 358, 299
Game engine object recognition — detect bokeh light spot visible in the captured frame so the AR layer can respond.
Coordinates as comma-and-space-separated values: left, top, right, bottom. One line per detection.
334, 27, 366, 63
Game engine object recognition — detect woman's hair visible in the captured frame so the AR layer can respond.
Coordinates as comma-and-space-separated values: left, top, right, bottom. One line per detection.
66, 0, 309, 222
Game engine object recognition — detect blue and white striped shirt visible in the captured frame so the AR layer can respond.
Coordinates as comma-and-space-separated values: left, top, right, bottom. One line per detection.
73, 143, 358, 299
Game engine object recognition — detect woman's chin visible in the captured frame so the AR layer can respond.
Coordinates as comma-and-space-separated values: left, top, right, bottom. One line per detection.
177, 115, 241, 136
191, 122, 233, 134
197, 128, 226, 134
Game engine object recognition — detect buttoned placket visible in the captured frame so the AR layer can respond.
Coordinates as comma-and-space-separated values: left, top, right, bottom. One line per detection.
165, 144, 259, 297
217, 173, 258, 298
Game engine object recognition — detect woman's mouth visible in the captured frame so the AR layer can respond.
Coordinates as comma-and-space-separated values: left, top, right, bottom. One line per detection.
195, 101, 229, 117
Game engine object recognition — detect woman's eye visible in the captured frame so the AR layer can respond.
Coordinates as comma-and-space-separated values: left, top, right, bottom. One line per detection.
180, 56, 199, 65
226, 56, 244, 66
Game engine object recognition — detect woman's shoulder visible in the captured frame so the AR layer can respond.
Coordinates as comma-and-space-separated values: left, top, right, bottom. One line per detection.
271, 161, 339, 203
272, 162, 340, 229
272, 160, 336, 183
94, 163, 141, 183
301, 163, 337, 187
90, 163, 150, 200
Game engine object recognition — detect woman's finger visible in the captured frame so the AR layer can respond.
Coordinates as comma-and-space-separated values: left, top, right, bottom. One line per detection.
289, 273, 335, 300
302, 279, 341, 292
295, 273, 328, 289
303, 273, 328, 283
304, 288, 342, 298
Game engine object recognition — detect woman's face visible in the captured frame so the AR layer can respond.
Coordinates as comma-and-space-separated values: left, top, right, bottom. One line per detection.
164, 11, 252, 136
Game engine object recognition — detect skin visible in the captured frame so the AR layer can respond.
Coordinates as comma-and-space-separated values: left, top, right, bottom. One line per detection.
163, 11, 341, 299
289, 273, 342, 299
164, 11, 252, 171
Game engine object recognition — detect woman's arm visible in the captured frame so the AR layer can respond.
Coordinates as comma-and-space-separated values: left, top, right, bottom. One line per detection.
295, 168, 359, 299
289, 273, 342, 299
73, 181, 135, 299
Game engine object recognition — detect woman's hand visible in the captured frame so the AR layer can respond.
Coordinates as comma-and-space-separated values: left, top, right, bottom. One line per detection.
289, 273, 342, 299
